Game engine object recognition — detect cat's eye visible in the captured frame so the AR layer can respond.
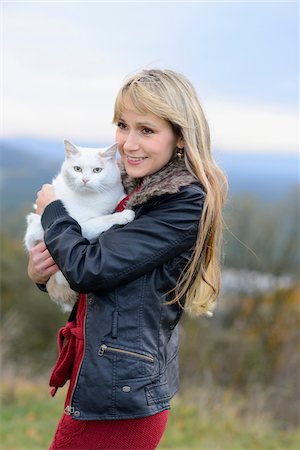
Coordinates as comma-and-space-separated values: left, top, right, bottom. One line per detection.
93, 168, 102, 173
74, 166, 82, 172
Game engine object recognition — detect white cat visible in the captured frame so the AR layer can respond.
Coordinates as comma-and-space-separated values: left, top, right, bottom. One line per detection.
24, 140, 134, 311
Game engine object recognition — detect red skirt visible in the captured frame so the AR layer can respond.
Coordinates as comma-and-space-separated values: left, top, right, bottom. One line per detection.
49, 409, 168, 450
49, 294, 168, 449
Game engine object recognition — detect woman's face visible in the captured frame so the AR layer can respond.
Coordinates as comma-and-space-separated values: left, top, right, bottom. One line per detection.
115, 101, 182, 178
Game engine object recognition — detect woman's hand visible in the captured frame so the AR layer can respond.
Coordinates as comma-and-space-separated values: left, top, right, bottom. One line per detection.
28, 241, 59, 284
36, 184, 56, 215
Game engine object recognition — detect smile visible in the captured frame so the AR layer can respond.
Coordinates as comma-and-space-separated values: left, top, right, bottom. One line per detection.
126, 155, 148, 161
125, 155, 148, 166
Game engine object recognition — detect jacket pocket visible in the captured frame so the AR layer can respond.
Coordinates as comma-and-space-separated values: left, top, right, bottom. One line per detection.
145, 381, 170, 406
98, 343, 157, 381
98, 344, 154, 362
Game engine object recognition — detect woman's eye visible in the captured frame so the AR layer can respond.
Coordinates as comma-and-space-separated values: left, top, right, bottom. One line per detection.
93, 167, 102, 173
74, 166, 82, 172
117, 121, 126, 130
142, 127, 153, 135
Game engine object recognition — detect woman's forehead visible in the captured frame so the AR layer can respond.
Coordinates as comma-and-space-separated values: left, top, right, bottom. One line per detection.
119, 108, 167, 128
116, 92, 148, 116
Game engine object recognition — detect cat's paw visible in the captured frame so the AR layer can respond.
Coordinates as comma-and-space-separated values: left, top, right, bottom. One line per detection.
46, 275, 79, 312
116, 209, 135, 225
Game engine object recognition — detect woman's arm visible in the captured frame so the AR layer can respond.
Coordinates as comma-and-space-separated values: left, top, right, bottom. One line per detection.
40, 185, 205, 293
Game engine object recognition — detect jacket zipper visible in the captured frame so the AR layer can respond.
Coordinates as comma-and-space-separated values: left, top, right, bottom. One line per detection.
64, 294, 88, 416
98, 344, 154, 363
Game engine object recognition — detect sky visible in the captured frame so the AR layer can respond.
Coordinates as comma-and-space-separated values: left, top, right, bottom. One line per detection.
1, 1, 299, 154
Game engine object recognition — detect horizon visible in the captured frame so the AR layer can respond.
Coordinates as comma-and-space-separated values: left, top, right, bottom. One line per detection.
2, 135, 299, 161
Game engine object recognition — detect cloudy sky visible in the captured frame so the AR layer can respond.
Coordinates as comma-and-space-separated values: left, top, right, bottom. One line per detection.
2, 1, 299, 154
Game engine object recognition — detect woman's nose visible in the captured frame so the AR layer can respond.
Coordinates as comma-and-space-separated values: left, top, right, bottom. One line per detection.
123, 131, 139, 151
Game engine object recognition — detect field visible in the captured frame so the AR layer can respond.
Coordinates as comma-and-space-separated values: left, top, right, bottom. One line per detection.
1, 378, 299, 450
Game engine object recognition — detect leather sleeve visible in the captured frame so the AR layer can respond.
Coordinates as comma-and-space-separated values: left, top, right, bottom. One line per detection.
41, 185, 205, 293
36, 283, 48, 293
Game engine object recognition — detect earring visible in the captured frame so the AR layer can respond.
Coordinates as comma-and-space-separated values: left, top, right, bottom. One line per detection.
176, 147, 184, 160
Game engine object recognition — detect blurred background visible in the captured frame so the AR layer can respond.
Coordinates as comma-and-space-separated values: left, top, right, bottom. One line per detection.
1, 1, 299, 449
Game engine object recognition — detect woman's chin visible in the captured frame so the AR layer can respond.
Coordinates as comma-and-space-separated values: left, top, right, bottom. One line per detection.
124, 160, 150, 178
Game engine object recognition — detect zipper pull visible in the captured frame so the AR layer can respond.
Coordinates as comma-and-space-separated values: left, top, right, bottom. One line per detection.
98, 344, 107, 356
65, 405, 75, 415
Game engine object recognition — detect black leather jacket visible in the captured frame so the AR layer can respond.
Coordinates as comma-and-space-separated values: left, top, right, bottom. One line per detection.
41, 163, 205, 420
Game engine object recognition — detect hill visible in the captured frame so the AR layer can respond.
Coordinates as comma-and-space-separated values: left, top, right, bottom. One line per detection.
1, 143, 60, 214
1, 137, 299, 222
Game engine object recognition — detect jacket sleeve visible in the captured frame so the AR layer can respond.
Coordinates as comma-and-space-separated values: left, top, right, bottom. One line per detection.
41, 185, 205, 293
36, 283, 48, 292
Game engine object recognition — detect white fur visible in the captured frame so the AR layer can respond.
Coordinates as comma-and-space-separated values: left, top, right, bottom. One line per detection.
24, 140, 135, 311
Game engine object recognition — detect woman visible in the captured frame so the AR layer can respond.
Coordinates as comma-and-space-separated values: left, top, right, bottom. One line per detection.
28, 68, 228, 449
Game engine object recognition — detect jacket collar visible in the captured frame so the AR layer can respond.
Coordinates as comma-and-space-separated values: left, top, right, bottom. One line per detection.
118, 157, 198, 209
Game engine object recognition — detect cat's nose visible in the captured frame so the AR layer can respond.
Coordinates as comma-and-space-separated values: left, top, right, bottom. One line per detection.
82, 177, 90, 184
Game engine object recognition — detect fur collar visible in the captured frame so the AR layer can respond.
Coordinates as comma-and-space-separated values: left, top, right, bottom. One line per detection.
118, 158, 198, 209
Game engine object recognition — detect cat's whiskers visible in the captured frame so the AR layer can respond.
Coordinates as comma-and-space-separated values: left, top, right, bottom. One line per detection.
96, 185, 111, 194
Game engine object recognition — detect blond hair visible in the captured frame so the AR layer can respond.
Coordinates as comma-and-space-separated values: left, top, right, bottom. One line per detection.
113, 68, 228, 316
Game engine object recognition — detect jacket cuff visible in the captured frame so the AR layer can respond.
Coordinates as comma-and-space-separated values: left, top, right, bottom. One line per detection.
41, 200, 69, 230
36, 283, 48, 293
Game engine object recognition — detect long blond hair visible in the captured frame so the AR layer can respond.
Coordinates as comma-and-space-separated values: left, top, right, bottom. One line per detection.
113, 68, 228, 316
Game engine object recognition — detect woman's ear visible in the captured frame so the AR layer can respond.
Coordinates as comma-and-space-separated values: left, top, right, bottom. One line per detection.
176, 137, 184, 149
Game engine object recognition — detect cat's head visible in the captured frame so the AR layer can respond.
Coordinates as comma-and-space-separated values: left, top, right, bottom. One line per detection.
62, 140, 120, 193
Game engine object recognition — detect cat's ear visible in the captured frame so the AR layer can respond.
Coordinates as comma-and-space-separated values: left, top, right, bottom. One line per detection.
102, 143, 118, 159
64, 139, 79, 158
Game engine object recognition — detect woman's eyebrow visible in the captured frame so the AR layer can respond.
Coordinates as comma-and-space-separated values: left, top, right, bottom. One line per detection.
119, 118, 157, 127
118, 116, 158, 128
136, 121, 157, 127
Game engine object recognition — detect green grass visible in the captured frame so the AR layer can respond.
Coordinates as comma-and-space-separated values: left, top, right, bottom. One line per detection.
1, 379, 65, 449
161, 400, 299, 450
1, 379, 299, 450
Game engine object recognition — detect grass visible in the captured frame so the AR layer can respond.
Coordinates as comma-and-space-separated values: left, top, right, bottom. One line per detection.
1, 379, 65, 449
1, 378, 299, 450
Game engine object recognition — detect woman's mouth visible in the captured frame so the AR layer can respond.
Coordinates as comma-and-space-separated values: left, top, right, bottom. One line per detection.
126, 155, 148, 165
